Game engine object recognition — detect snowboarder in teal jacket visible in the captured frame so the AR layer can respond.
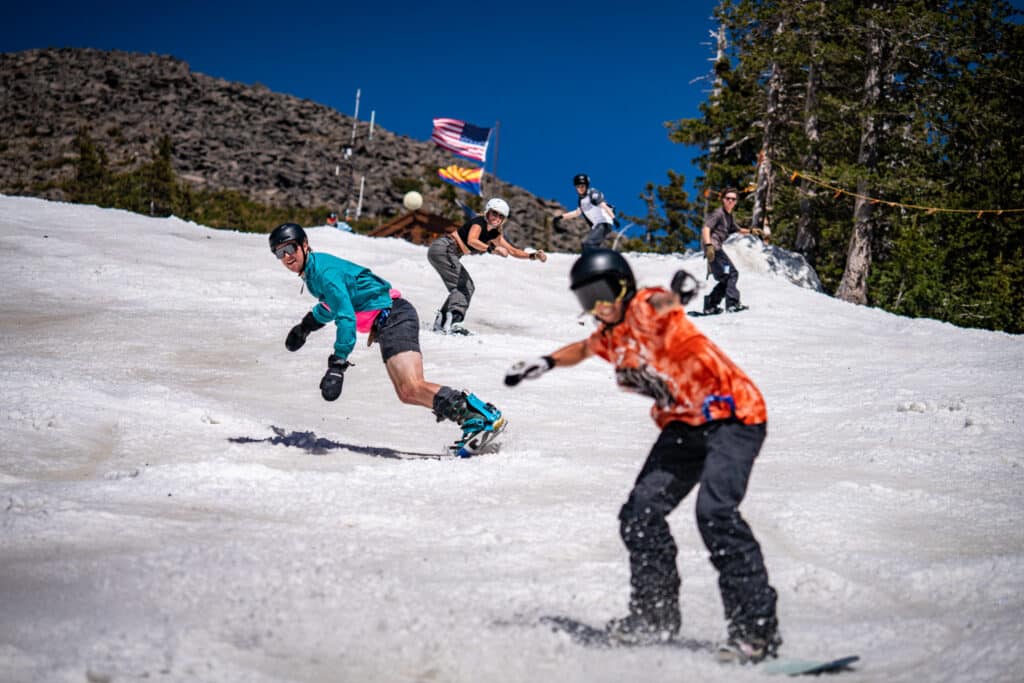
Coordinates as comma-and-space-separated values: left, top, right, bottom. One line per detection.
268, 223, 505, 455
301, 246, 393, 361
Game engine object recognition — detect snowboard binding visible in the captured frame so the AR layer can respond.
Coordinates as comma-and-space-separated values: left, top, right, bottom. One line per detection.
449, 393, 506, 458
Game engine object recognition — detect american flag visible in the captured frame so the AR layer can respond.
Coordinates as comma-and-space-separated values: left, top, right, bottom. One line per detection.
431, 118, 491, 162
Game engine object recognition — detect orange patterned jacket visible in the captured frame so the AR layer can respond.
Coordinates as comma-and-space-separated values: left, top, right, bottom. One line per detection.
586, 287, 767, 428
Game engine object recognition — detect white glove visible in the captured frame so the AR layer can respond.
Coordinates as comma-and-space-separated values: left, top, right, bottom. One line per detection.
504, 356, 555, 387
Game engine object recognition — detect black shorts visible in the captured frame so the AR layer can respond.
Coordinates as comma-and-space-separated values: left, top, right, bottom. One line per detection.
375, 297, 421, 362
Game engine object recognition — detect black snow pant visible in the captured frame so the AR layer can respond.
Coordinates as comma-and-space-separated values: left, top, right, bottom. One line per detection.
426, 235, 474, 320
707, 249, 741, 308
581, 222, 615, 252
618, 419, 777, 637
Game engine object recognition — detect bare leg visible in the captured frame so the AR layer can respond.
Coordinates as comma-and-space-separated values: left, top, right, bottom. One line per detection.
384, 350, 442, 408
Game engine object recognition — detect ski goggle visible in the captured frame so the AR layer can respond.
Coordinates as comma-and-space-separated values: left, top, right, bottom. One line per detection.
573, 277, 628, 314
273, 242, 299, 259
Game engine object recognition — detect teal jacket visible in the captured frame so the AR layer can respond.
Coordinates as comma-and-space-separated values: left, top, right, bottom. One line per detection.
301, 252, 393, 361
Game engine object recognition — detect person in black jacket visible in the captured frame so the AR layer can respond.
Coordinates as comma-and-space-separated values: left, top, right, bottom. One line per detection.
426, 197, 547, 335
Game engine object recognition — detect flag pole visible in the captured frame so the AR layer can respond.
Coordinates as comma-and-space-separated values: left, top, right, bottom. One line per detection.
491, 120, 500, 185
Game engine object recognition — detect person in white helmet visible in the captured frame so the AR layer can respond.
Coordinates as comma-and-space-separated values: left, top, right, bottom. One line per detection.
427, 197, 547, 335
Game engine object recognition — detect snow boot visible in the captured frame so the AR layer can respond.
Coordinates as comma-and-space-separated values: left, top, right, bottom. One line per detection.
448, 311, 471, 336
703, 295, 723, 315
433, 310, 450, 334
717, 617, 782, 664
432, 388, 505, 456
725, 298, 748, 313
605, 607, 680, 645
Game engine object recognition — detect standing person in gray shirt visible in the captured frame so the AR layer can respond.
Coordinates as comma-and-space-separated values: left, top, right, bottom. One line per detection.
700, 188, 762, 315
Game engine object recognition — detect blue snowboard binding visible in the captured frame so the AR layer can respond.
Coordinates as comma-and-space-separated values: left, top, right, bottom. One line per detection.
450, 393, 506, 458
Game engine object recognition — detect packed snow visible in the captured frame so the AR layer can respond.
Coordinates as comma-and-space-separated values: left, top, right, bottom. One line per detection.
1, 195, 1022, 683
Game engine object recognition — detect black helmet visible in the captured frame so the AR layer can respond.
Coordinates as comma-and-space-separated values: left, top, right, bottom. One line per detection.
569, 248, 636, 313
573, 173, 590, 188
268, 223, 307, 252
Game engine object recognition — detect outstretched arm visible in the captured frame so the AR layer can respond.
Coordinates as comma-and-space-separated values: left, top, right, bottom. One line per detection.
494, 234, 547, 262
505, 339, 591, 386
549, 339, 592, 367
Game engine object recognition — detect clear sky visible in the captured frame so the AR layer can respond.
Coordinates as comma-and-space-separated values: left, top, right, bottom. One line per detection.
2, 1, 727, 220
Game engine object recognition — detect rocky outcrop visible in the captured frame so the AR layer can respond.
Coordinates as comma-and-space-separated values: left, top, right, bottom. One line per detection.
0, 48, 578, 249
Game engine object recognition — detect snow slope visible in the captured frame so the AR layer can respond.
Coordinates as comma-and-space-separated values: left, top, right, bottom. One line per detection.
1, 195, 1022, 683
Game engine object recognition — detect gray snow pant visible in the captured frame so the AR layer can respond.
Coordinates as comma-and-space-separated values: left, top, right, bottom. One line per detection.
618, 419, 777, 637
427, 235, 475, 320
707, 249, 741, 307
581, 222, 615, 252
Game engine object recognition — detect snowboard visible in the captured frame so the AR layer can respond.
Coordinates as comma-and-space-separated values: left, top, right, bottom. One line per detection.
538, 615, 714, 653
538, 615, 860, 675
762, 655, 860, 676
432, 326, 474, 336
688, 305, 749, 317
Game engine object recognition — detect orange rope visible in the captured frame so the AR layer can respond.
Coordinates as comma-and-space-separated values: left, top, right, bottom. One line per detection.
773, 160, 1024, 216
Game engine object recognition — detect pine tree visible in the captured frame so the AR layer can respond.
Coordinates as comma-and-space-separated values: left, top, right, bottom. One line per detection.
68, 128, 111, 206
144, 136, 178, 216
657, 0, 1023, 331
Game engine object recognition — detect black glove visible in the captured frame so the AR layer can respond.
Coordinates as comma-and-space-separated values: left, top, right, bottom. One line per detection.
670, 270, 699, 305
504, 356, 555, 387
286, 312, 326, 352
320, 355, 351, 401
553, 215, 563, 228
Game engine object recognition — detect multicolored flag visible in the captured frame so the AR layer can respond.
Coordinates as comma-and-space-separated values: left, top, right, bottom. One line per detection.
432, 118, 491, 162
438, 165, 483, 195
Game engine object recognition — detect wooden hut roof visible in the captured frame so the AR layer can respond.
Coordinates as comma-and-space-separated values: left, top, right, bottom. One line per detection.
368, 211, 458, 246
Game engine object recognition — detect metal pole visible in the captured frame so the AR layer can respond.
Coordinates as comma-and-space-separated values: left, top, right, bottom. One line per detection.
368, 110, 375, 141
355, 175, 365, 218
491, 120, 500, 181
351, 88, 361, 146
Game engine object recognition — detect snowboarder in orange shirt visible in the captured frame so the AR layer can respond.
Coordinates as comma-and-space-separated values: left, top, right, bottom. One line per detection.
504, 248, 780, 661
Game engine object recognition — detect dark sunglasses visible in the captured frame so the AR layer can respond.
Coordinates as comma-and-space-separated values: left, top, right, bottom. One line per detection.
573, 276, 628, 314
274, 242, 299, 259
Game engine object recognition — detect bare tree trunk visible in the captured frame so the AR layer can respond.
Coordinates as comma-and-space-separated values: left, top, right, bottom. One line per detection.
795, 58, 820, 258
751, 19, 786, 238
794, 2, 825, 261
704, 23, 728, 222
837, 10, 883, 305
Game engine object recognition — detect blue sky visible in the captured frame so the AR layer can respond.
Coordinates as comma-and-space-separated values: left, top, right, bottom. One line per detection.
2, 2, 726, 221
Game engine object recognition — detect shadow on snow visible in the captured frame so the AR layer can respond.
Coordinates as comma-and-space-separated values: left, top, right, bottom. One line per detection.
229, 425, 443, 460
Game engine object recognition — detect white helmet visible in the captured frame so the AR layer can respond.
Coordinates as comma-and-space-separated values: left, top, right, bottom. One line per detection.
484, 197, 510, 218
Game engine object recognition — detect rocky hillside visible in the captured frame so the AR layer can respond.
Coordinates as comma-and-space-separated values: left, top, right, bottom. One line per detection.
0, 48, 577, 249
